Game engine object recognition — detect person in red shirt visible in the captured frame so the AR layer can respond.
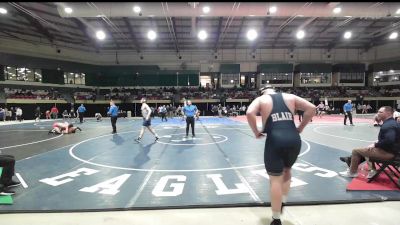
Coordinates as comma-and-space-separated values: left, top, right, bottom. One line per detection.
50, 105, 59, 119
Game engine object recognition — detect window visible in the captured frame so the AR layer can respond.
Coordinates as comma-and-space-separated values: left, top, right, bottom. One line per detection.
300, 72, 331, 84
34, 69, 42, 82
4, 66, 41, 82
261, 72, 293, 84
5, 66, 17, 81
221, 73, 239, 85
339, 72, 364, 83
64, 72, 85, 85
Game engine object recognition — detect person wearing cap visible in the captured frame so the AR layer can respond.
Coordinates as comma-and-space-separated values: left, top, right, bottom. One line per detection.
246, 84, 316, 225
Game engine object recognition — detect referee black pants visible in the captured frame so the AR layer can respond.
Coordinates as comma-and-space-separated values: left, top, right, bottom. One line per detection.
0, 155, 15, 185
79, 112, 84, 123
344, 111, 353, 125
186, 116, 195, 136
111, 116, 118, 133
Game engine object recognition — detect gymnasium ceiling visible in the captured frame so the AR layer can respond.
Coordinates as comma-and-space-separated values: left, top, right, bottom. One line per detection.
0, 2, 400, 54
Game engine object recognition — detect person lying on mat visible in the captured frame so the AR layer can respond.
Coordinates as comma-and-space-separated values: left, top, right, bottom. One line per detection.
49, 121, 81, 134
339, 106, 400, 179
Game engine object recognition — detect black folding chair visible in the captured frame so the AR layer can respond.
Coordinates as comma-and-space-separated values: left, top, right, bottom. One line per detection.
368, 155, 400, 189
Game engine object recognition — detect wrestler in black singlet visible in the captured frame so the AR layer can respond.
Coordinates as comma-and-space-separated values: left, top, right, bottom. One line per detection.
263, 93, 301, 176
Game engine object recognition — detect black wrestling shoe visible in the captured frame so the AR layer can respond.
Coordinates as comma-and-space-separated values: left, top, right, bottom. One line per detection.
270, 219, 282, 225
76, 127, 82, 131
0, 187, 15, 196
339, 156, 351, 167
5, 180, 21, 188
155, 136, 159, 141
134, 138, 141, 143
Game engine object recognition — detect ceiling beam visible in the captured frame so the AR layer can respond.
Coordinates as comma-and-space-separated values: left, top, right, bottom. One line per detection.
71, 18, 100, 52
308, 19, 337, 46
326, 19, 362, 50
100, 18, 121, 50
122, 17, 141, 53
233, 17, 245, 49
14, 8, 54, 44
171, 17, 180, 53
0, 30, 39, 45
213, 17, 223, 52
251, 17, 271, 51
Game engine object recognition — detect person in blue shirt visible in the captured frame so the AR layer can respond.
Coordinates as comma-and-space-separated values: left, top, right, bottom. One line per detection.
77, 104, 86, 123
183, 100, 198, 137
107, 100, 119, 134
343, 99, 354, 126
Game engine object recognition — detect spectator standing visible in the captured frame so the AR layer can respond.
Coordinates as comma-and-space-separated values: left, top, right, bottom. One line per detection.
50, 105, 59, 119
16, 107, 23, 122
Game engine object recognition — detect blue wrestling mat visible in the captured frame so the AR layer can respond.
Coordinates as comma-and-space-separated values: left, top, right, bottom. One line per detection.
0, 117, 399, 212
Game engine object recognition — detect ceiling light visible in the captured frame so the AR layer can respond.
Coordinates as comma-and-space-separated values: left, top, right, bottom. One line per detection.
269, 6, 277, 14
147, 30, 156, 40
389, 70, 394, 73
133, 6, 141, 13
344, 31, 352, 39
246, 29, 258, 41
396, 8, 400, 14
333, 7, 341, 14
296, 30, 305, 39
198, 30, 208, 40
389, 32, 398, 39
0, 7, 7, 14
202, 6, 210, 14
64, 7, 73, 14
96, 30, 106, 40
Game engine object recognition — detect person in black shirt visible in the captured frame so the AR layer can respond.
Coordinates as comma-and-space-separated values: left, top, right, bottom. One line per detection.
246, 85, 316, 225
340, 106, 400, 178
34, 106, 41, 122
0, 154, 21, 195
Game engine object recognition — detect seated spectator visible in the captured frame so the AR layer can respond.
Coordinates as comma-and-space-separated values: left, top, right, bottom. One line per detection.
0, 154, 21, 195
339, 106, 400, 178
62, 110, 70, 120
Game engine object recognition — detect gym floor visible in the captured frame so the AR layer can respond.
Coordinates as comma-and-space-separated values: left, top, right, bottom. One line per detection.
0, 114, 399, 224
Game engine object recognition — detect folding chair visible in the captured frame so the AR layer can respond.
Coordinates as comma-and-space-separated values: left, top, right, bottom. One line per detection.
368, 155, 400, 189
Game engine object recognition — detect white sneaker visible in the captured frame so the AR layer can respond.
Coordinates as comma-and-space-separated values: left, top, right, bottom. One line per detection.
367, 170, 377, 179
339, 169, 358, 178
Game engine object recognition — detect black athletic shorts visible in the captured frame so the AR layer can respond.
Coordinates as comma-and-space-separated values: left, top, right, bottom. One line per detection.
142, 118, 151, 127
264, 128, 301, 176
